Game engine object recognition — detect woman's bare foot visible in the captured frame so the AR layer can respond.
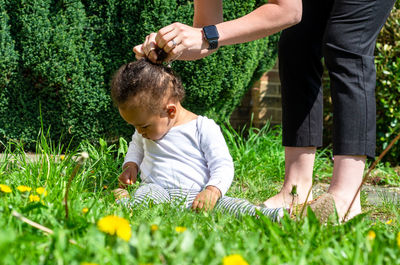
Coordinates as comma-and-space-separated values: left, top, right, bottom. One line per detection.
264, 147, 315, 208
262, 185, 313, 208
330, 192, 362, 222
329, 155, 365, 222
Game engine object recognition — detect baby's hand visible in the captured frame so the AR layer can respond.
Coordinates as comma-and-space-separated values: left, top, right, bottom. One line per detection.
191, 186, 222, 212
119, 162, 138, 187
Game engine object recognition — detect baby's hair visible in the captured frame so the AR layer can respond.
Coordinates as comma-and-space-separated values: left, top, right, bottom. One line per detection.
110, 59, 185, 113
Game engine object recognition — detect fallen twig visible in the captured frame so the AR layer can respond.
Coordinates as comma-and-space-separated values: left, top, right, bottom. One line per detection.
12, 210, 78, 245
299, 185, 313, 218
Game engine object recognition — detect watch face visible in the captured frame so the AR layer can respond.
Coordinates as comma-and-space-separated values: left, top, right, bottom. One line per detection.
204, 25, 219, 40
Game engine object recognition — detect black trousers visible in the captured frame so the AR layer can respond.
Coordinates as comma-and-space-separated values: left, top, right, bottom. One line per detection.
279, 0, 395, 158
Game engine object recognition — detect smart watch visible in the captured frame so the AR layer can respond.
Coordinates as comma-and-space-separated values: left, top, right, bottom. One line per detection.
202, 25, 219, 50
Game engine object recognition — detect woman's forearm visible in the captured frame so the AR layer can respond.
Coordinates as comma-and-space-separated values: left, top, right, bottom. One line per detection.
195, 0, 302, 47
134, 0, 302, 62
218, 1, 301, 46
193, 0, 223, 27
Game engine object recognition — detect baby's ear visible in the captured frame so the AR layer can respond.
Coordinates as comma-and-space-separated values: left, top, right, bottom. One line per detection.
166, 104, 177, 118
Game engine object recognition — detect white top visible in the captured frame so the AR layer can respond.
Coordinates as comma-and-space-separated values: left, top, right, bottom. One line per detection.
123, 116, 234, 196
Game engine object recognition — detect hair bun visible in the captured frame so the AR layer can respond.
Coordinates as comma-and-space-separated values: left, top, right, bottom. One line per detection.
154, 47, 168, 64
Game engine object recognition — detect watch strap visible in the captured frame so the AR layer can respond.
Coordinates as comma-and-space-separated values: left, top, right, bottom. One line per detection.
208, 39, 218, 50
203, 25, 219, 50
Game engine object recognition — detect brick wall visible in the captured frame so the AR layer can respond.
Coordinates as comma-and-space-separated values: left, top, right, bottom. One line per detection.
230, 61, 282, 129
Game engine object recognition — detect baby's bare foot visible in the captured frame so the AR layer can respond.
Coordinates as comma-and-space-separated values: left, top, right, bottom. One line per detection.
112, 188, 130, 200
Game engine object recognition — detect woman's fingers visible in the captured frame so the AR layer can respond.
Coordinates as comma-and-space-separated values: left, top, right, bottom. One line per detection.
155, 24, 176, 49
141, 33, 158, 63
163, 34, 181, 54
165, 44, 185, 62
133, 22, 206, 63
158, 23, 205, 62
156, 28, 184, 54
133, 44, 145, 59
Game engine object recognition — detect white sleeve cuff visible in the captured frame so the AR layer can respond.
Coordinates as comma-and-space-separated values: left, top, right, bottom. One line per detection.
205, 172, 233, 196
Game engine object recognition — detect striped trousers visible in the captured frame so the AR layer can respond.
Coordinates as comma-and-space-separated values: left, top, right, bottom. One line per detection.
117, 183, 284, 222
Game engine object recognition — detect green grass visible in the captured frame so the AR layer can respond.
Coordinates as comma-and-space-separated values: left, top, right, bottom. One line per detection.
1, 124, 400, 265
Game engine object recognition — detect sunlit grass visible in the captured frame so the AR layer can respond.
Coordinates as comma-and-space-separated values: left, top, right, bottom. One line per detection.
0, 123, 399, 264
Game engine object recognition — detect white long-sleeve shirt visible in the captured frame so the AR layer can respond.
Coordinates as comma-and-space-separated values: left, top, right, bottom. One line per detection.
123, 116, 234, 196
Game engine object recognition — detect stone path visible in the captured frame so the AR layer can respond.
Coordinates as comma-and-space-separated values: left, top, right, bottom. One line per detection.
0, 153, 39, 162
313, 183, 400, 207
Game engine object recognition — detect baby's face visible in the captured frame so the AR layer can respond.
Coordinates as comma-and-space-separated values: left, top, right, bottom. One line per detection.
119, 104, 171, 141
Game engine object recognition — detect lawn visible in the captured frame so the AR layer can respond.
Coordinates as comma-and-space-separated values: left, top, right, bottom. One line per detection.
1, 123, 399, 265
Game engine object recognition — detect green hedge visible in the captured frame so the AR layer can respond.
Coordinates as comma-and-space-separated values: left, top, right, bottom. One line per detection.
0, 0, 18, 91
0, 0, 278, 149
375, 2, 400, 163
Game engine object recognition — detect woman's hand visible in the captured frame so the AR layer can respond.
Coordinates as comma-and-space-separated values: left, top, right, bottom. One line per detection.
191, 185, 222, 212
132, 32, 158, 61
133, 22, 213, 63
118, 162, 138, 187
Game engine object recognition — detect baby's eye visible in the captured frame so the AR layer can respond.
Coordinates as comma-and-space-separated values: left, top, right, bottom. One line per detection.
141, 125, 149, 129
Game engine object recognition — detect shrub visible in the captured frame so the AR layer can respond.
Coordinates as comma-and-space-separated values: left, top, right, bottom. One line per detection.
1, 0, 110, 148
0, 0, 278, 149
0, 0, 18, 91
375, 2, 400, 163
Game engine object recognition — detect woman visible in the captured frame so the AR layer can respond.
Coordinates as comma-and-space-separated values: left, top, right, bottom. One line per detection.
133, 0, 395, 221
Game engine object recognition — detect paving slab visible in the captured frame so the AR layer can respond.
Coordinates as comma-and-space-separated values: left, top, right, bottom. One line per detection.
313, 183, 400, 206
0, 153, 40, 162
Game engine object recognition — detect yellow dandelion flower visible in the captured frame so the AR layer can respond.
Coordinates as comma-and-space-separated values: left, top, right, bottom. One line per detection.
36, 187, 47, 196
397, 232, 400, 248
60, 155, 65, 161
175, 226, 187, 233
17, 185, 32, 192
81, 262, 99, 265
367, 230, 376, 241
0, 184, 12, 193
116, 223, 132, 242
97, 215, 131, 241
222, 254, 249, 265
29, 194, 40, 202
82, 207, 89, 214
150, 224, 159, 232
386, 219, 393, 225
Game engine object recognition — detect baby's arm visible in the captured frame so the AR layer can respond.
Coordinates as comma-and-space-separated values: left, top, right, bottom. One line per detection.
120, 131, 144, 187
118, 162, 138, 186
192, 118, 234, 211
191, 185, 221, 211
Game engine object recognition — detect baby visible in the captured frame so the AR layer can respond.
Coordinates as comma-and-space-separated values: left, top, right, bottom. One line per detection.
111, 59, 283, 221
